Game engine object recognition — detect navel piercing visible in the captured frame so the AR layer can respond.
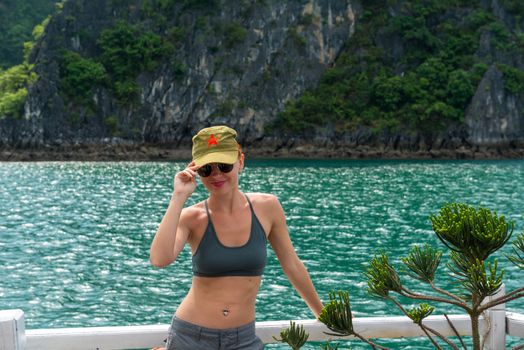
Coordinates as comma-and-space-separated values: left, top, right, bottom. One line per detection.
222, 307, 230, 317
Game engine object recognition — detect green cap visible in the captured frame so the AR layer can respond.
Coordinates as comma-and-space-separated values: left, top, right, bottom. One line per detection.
192, 125, 239, 166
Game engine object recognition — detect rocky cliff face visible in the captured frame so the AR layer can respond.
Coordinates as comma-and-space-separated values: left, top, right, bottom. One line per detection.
464, 0, 524, 147
465, 0, 524, 147
466, 66, 524, 146
1, 0, 523, 154
0, 0, 356, 148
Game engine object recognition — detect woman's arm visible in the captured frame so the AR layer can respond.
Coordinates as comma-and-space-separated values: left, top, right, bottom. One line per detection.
150, 194, 189, 268
266, 195, 324, 318
149, 164, 198, 268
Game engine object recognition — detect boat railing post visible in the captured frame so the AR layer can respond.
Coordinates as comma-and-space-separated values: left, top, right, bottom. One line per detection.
0, 309, 26, 350
482, 283, 506, 350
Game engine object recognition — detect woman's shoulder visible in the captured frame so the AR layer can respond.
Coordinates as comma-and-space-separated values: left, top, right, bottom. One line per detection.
245, 192, 281, 208
245, 193, 286, 228
181, 200, 207, 220
245, 192, 277, 201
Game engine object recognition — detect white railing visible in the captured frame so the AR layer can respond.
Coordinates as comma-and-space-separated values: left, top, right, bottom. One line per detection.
1, 286, 523, 350
2, 310, 524, 350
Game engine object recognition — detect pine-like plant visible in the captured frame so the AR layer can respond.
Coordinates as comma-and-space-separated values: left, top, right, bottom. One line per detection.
273, 321, 309, 350
276, 203, 524, 349
318, 290, 388, 349
364, 203, 524, 349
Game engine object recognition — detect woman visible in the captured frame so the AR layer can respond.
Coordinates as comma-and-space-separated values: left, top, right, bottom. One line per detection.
150, 125, 324, 350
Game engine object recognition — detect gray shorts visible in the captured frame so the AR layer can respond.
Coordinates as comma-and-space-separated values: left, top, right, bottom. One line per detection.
166, 316, 265, 350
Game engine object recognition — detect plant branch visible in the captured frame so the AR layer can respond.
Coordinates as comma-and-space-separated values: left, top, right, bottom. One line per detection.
480, 310, 490, 350
420, 326, 444, 350
400, 287, 471, 312
324, 328, 390, 349
429, 281, 463, 303
423, 324, 464, 350
352, 332, 390, 350
511, 344, 524, 350
472, 297, 483, 311
444, 314, 467, 350
504, 286, 524, 299
389, 297, 459, 350
470, 305, 482, 350
319, 290, 389, 350
478, 289, 524, 313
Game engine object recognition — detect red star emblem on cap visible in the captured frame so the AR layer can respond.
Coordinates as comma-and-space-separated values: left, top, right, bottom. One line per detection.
207, 134, 218, 147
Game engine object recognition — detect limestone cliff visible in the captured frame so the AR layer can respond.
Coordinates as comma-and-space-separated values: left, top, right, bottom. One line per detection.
1, 0, 523, 156
0, 0, 356, 148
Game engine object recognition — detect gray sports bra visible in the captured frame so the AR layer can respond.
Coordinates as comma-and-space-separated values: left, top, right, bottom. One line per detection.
192, 195, 267, 277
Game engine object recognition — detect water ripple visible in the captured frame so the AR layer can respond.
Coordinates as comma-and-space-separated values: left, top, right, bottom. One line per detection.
1, 160, 524, 349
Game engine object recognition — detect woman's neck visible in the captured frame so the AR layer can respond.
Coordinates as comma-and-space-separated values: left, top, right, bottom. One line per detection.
207, 189, 245, 214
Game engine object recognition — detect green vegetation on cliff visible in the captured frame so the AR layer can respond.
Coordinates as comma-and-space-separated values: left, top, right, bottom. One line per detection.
59, 51, 107, 99
2, 0, 522, 139
275, 0, 522, 133
55, 0, 247, 109
0, 0, 57, 69
59, 21, 173, 105
0, 15, 45, 119
0, 64, 37, 119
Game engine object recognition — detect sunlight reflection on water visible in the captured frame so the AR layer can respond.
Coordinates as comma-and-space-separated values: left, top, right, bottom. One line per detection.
1, 159, 523, 349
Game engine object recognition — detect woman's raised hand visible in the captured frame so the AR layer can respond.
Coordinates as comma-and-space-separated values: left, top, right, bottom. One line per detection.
173, 162, 199, 199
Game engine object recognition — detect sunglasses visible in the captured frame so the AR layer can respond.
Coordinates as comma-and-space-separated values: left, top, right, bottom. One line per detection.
197, 163, 235, 177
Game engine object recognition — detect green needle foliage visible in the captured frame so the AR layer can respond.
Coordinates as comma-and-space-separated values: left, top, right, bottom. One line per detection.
318, 290, 354, 336
447, 251, 472, 279
318, 291, 388, 349
365, 253, 402, 298
461, 259, 504, 300
407, 303, 435, 324
279, 203, 523, 350
273, 321, 309, 350
430, 203, 514, 261
508, 231, 524, 269
363, 203, 524, 350
401, 244, 443, 282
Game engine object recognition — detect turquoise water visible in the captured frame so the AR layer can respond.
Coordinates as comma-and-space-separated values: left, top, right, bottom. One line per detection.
1, 159, 523, 349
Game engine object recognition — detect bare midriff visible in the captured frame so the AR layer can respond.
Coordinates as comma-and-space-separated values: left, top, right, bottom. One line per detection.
174, 275, 262, 329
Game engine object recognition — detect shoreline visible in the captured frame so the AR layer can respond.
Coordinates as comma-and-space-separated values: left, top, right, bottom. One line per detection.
1, 144, 524, 161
